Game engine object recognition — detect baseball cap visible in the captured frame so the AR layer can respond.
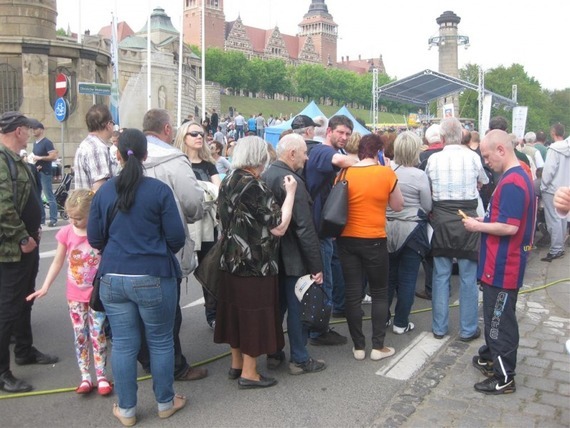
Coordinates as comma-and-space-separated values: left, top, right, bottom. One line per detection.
291, 114, 318, 130
28, 118, 44, 129
294, 274, 315, 301
294, 274, 331, 333
0, 111, 32, 134
425, 124, 441, 144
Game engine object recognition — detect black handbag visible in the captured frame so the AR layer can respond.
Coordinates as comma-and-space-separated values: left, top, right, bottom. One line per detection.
319, 169, 348, 238
89, 273, 104, 312
194, 238, 224, 298
89, 203, 118, 312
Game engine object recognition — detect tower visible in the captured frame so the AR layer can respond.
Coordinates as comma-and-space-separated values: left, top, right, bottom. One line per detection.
183, 0, 226, 49
298, 0, 338, 66
428, 11, 469, 118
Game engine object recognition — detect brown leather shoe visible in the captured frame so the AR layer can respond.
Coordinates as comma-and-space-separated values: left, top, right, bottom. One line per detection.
175, 366, 208, 381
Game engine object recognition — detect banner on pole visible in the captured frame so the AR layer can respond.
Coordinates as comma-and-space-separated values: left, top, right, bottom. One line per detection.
512, 107, 528, 140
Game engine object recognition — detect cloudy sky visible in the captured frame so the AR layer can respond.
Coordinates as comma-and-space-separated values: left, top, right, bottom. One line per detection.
56, 0, 569, 91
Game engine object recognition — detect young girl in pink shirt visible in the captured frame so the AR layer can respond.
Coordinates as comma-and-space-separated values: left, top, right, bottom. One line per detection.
27, 189, 111, 396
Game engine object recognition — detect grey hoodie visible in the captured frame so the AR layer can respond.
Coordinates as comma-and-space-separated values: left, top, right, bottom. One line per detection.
144, 136, 204, 276
541, 138, 570, 195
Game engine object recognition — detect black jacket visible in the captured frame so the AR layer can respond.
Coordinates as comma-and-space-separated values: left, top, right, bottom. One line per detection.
262, 160, 323, 277
431, 199, 480, 260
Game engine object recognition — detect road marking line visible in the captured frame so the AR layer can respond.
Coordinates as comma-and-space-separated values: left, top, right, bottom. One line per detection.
376, 331, 449, 380
182, 297, 205, 308
40, 250, 57, 259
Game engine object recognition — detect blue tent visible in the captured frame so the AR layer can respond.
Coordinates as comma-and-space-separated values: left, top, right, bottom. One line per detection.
332, 106, 371, 136
264, 100, 326, 146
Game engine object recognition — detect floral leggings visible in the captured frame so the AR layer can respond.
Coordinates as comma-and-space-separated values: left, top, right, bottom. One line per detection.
67, 300, 108, 380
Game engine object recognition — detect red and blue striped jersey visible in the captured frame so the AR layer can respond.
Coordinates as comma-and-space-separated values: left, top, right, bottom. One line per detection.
478, 166, 536, 289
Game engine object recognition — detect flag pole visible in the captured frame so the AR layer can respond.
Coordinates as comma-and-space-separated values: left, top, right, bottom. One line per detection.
177, 6, 183, 127
147, 1, 152, 110
201, 0, 206, 121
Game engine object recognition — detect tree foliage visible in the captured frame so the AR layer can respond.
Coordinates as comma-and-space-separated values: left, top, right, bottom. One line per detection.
204, 48, 569, 133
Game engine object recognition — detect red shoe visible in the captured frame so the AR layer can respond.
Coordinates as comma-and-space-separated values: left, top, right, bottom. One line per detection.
76, 379, 93, 394
97, 378, 113, 396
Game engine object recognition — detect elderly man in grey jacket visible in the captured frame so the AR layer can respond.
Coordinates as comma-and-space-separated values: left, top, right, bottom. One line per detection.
262, 134, 327, 375
141, 108, 207, 381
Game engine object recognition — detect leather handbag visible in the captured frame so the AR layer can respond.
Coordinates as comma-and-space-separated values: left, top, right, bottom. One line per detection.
319, 169, 348, 238
194, 238, 224, 298
89, 272, 104, 312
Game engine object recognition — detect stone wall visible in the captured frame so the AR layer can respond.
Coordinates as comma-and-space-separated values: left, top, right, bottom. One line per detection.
195, 82, 221, 120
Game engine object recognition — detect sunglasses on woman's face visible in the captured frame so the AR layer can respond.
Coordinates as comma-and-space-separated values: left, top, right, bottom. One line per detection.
186, 131, 204, 138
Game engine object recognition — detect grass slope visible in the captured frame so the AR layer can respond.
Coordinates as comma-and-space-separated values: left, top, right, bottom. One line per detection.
220, 95, 408, 126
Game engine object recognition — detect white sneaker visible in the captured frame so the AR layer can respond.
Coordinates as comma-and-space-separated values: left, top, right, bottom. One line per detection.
370, 347, 395, 361
393, 322, 415, 335
352, 348, 365, 361
362, 294, 372, 304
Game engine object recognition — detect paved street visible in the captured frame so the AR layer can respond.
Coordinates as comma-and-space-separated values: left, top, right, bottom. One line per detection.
0, 226, 568, 427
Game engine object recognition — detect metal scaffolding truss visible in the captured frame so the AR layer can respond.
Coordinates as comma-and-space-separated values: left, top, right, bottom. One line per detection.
376, 69, 517, 111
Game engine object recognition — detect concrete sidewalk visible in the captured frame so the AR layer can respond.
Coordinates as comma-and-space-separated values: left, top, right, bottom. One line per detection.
377, 246, 570, 428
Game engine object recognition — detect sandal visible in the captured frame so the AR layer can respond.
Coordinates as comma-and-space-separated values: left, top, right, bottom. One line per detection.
158, 394, 187, 419
97, 378, 113, 396
76, 379, 93, 394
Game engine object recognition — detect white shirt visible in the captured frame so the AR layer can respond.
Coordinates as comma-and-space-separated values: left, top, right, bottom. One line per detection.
425, 145, 489, 201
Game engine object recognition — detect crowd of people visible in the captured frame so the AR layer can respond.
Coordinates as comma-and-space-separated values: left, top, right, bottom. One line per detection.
0, 105, 568, 425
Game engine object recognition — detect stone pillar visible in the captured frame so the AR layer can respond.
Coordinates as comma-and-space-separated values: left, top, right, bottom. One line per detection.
436, 11, 461, 118
0, 0, 57, 39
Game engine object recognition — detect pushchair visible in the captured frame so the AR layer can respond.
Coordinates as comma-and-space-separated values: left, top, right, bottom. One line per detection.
44, 165, 73, 220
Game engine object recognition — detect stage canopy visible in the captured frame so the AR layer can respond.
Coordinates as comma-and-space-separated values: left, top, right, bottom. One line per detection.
377, 69, 517, 108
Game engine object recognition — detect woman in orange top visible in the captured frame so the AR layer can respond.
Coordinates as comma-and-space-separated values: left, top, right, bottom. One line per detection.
337, 133, 404, 361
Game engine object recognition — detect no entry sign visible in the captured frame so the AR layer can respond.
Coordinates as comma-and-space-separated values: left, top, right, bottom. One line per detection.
55, 73, 68, 97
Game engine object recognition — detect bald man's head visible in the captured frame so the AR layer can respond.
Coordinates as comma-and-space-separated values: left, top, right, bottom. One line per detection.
481, 129, 517, 173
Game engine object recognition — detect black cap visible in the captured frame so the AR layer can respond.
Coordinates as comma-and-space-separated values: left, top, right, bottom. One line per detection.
291, 114, 318, 130
28, 119, 44, 129
0, 111, 32, 134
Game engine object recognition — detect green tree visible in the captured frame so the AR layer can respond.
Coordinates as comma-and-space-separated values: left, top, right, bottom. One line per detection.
244, 58, 265, 95
262, 59, 290, 98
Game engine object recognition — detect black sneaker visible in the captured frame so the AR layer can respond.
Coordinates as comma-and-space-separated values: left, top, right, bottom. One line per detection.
472, 356, 494, 377
309, 329, 347, 346
288, 357, 327, 375
474, 376, 516, 395
540, 250, 565, 262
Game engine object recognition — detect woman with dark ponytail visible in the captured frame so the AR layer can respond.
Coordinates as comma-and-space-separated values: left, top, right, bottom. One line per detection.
88, 128, 187, 426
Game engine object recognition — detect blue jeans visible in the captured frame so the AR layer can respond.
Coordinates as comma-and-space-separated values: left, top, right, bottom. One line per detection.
310, 238, 333, 339
432, 257, 479, 338
279, 275, 309, 364
39, 170, 57, 224
100, 275, 176, 413
388, 246, 422, 328
331, 240, 345, 314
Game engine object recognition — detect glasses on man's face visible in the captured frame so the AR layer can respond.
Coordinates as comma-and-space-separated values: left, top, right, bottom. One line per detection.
186, 131, 204, 138
108, 120, 115, 126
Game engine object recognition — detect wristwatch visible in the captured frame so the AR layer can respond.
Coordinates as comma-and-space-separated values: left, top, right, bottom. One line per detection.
19, 237, 29, 246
